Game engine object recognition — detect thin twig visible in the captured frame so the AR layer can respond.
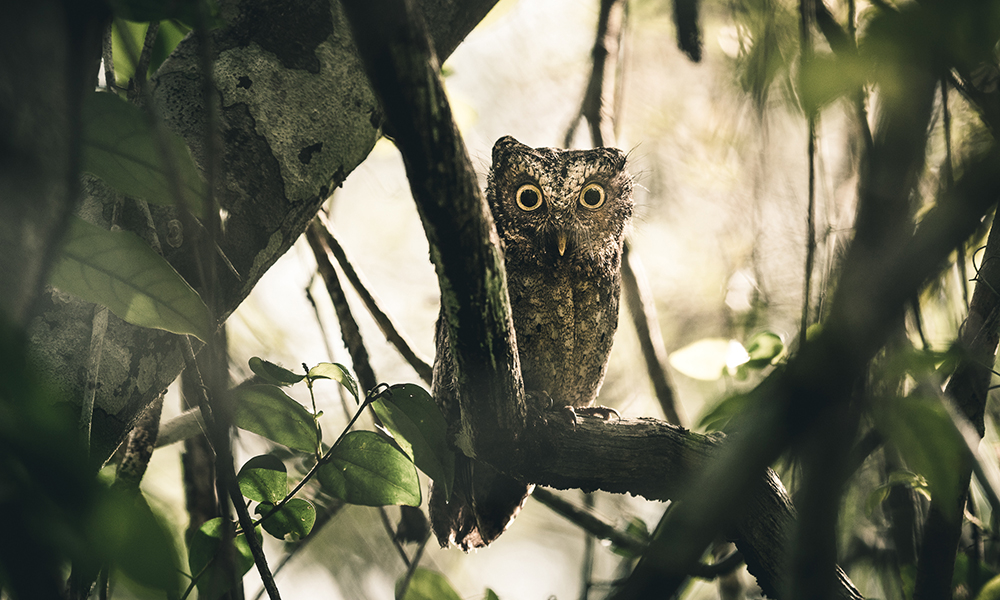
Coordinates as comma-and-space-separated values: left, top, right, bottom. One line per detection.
182, 339, 282, 600
532, 487, 646, 556
80, 304, 108, 455
579, 493, 596, 600
305, 221, 378, 393
394, 533, 432, 600
564, 0, 627, 148
379, 508, 411, 568
313, 213, 433, 383
622, 243, 683, 425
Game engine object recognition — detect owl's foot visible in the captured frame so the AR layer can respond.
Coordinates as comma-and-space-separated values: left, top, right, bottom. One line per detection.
572, 405, 621, 422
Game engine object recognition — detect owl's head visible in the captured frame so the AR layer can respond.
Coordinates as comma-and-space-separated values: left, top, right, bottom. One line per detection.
486, 136, 633, 269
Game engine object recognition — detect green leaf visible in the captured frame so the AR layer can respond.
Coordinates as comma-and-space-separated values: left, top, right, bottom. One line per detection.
865, 470, 930, 517
256, 499, 316, 542
49, 216, 214, 341
744, 331, 784, 369
697, 393, 754, 432
373, 384, 455, 498
396, 568, 463, 600
611, 517, 650, 558
81, 91, 207, 218
317, 431, 421, 507
231, 385, 319, 453
308, 362, 359, 402
110, 19, 146, 86
94, 489, 182, 597
873, 395, 971, 520
112, 19, 191, 85
249, 357, 305, 385
237, 455, 287, 504
484, 590, 501, 600
187, 517, 259, 600
668, 338, 748, 381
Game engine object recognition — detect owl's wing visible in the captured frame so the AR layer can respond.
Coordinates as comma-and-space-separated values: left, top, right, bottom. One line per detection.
429, 454, 532, 550
429, 312, 532, 549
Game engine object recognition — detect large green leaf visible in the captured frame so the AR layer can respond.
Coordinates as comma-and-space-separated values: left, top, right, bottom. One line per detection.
256, 499, 316, 542
236, 455, 287, 504
396, 568, 463, 600
81, 91, 207, 218
49, 216, 214, 341
317, 431, 420, 507
231, 385, 319, 454
94, 488, 182, 597
249, 357, 305, 385
873, 395, 970, 520
373, 384, 454, 498
308, 362, 359, 402
187, 517, 260, 600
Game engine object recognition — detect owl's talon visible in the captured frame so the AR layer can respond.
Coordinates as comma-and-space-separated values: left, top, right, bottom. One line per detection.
573, 406, 621, 421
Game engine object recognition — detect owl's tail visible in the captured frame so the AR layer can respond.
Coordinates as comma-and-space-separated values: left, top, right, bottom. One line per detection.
428, 453, 533, 550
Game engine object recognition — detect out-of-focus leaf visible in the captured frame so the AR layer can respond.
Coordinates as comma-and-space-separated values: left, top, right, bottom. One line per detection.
865, 470, 931, 517
373, 384, 455, 497
49, 216, 213, 342
94, 489, 181, 597
81, 91, 207, 218
698, 393, 754, 432
110, 19, 146, 86
112, 19, 190, 85
187, 517, 260, 600
236, 455, 287, 504
308, 362, 359, 402
249, 357, 305, 385
873, 395, 970, 520
231, 385, 318, 454
484, 590, 501, 600
799, 53, 870, 113
317, 431, 420, 507
396, 568, 463, 600
255, 499, 316, 541
668, 338, 747, 381
745, 331, 785, 369
977, 573, 1000, 600
611, 517, 650, 559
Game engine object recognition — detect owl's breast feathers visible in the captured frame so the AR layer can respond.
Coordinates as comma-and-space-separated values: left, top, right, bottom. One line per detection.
506, 251, 621, 408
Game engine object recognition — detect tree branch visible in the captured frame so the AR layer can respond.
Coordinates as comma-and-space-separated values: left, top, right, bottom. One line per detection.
341, 0, 524, 461
313, 212, 433, 383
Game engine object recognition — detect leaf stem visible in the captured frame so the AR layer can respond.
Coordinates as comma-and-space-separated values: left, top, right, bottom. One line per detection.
238, 385, 387, 534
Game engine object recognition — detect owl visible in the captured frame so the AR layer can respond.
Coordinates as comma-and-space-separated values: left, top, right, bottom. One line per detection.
429, 136, 634, 550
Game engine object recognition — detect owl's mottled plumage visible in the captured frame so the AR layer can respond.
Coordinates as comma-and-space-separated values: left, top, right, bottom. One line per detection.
429, 136, 634, 550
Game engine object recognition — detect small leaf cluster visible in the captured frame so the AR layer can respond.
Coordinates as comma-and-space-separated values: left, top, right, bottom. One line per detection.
174, 358, 459, 599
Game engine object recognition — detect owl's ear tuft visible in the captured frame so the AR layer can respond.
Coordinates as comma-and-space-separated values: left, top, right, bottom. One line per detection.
493, 136, 524, 162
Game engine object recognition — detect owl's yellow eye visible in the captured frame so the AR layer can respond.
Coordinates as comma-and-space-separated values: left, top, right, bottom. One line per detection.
579, 183, 605, 209
515, 183, 544, 211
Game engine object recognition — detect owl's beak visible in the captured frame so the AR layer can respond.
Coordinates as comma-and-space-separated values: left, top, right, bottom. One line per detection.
557, 231, 568, 256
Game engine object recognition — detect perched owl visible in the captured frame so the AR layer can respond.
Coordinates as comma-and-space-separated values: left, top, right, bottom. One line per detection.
429, 136, 634, 550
